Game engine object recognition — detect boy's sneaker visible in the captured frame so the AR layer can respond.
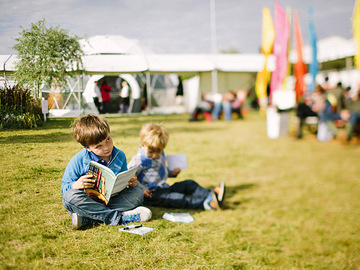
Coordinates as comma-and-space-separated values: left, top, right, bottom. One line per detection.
71, 213, 94, 230
213, 181, 225, 203
203, 190, 221, 210
120, 206, 152, 226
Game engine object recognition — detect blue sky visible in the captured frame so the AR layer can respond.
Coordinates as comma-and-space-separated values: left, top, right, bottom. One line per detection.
0, 0, 356, 55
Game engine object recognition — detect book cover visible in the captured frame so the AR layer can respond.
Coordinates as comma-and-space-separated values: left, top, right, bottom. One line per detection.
85, 161, 137, 205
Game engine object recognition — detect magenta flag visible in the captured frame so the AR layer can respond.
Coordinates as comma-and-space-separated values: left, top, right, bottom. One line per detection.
269, 0, 290, 104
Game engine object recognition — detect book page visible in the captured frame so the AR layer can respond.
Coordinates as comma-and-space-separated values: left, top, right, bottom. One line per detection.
112, 166, 138, 195
166, 153, 187, 171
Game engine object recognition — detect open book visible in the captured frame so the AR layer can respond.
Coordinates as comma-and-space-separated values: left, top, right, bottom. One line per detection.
85, 161, 137, 205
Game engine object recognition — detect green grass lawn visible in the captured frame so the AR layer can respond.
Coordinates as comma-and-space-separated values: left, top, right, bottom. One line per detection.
1, 112, 359, 269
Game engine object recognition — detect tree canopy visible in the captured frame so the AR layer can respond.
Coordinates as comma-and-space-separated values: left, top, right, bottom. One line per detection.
13, 19, 84, 97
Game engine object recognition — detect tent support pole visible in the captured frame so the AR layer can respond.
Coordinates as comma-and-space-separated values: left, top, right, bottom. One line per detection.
146, 72, 152, 113
211, 69, 218, 93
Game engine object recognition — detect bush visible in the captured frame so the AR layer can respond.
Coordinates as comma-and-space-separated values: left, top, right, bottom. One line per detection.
0, 84, 43, 129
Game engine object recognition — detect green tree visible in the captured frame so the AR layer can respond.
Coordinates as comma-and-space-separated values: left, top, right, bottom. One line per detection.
220, 46, 240, 54
13, 19, 84, 98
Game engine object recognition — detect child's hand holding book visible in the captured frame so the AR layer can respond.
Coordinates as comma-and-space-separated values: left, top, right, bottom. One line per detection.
72, 174, 96, 189
128, 175, 137, 187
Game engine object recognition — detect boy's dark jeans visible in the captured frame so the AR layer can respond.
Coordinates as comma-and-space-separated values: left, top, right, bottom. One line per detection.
144, 180, 210, 209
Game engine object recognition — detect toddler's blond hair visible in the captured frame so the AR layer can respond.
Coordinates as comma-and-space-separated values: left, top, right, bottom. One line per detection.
140, 123, 169, 150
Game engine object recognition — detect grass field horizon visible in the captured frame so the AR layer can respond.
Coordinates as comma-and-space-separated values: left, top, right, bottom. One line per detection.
1, 112, 359, 269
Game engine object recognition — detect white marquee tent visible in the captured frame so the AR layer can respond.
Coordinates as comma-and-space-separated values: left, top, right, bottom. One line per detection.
1, 35, 358, 116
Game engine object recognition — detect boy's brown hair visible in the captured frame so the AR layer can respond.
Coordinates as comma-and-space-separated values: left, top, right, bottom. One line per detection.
71, 114, 110, 147
140, 123, 169, 151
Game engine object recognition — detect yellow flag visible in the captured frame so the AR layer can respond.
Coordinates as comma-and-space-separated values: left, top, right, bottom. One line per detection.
353, 0, 360, 70
255, 7, 275, 101
261, 7, 275, 55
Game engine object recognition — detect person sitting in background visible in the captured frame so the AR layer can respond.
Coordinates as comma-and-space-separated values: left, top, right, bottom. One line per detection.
295, 85, 326, 139
230, 89, 248, 119
188, 93, 214, 122
212, 90, 247, 121
323, 86, 360, 144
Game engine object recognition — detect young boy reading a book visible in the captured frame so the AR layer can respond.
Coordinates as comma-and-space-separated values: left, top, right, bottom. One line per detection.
128, 123, 225, 210
61, 114, 152, 230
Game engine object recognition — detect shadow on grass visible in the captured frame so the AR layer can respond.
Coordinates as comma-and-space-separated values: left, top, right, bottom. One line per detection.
222, 183, 255, 210
143, 183, 256, 220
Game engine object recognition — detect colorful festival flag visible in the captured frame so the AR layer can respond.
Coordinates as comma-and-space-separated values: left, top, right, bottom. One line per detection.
269, 0, 290, 104
308, 6, 318, 92
353, 0, 360, 70
255, 7, 275, 110
293, 10, 307, 101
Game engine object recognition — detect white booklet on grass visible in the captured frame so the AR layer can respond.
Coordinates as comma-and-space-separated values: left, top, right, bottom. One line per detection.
119, 225, 154, 235
162, 212, 194, 223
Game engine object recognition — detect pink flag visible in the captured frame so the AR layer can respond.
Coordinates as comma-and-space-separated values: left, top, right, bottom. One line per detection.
269, 0, 290, 104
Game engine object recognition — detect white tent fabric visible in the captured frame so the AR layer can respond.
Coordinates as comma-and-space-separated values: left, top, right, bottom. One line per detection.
146, 54, 215, 73
215, 54, 275, 72
290, 36, 356, 63
82, 55, 148, 74
79, 35, 144, 55
1, 35, 356, 74
0, 55, 17, 73
0, 53, 275, 75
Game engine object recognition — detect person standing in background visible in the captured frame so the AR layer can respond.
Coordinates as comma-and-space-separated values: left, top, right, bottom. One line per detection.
93, 81, 102, 113
100, 80, 112, 113
119, 81, 130, 113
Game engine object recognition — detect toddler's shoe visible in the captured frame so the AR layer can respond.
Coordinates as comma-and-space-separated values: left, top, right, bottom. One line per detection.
71, 213, 95, 230
213, 181, 225, 204
203, 190, 221, 210
120, 206, 152, 225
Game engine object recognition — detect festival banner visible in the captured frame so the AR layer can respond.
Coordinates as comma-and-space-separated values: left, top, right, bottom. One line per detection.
255, 7, 275, 111
353, 0, 360, 70
293, 10, 307, 101
308, 6, 318, 92
269, 0, 290, 104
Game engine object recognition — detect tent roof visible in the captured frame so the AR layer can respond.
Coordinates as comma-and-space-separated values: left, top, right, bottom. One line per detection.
2, 35, 353, 75
82, 54, 148, 74
0, 54, 273, 74
0, 55, 17, 73
290, 36, 356, 63
215, 54, 275, 72
146, 54, 215, 73
79, 35, 145, 55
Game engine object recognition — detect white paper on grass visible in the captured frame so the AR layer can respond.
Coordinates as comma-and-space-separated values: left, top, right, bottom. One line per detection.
166, 153, 187, 171
119, 226, 154, 235
162, 213, 194, 223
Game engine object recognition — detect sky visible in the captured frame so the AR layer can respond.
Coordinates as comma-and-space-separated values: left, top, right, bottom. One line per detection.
0, 0, 356, 55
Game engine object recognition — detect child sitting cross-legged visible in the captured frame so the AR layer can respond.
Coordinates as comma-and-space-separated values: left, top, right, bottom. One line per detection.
61, 114, 152, 230
128, 123, 225, 210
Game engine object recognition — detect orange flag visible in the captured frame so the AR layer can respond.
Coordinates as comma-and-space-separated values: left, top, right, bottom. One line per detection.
293, 10, 307, 101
